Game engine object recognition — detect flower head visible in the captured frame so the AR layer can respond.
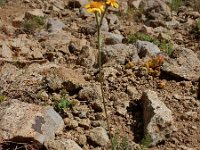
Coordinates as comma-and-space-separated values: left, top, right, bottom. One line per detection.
85, 1, 105, 14
106, 0, 119, 8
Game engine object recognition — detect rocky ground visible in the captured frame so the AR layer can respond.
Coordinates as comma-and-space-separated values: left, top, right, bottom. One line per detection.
0, 0, 200, 149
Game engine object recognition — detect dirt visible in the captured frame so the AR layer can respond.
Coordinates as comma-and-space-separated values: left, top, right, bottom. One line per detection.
0, 0, 200, 150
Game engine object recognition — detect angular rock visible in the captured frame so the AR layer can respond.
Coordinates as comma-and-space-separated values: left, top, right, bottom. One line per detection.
102, 44, 139, 65
45, 139, 82, 150
162, 47, 200, 81
135, 40, 161, 58
143, 0, 171, 27
0, 43, 13, 58
88, 127, 109, 146
78, 84, 101, 102
106, 14, 120, 31
129, 0, 142, 9
25, 9, 44, 19
77, 46, 97, 68
141, 90, 176, 146
0, 99, 64, 144
43, 66, 86, 91
47, 18, 66, 33
103, 32, 124, 45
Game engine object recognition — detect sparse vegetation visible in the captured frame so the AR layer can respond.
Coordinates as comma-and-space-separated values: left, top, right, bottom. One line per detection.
0, 0, 5, 6
0, 94, 6, 103
170, 0, 185, 11
128, 32, 173, 55
112, 133, 133, 150
195, 19, 200, 33
143, 55, 165, 77
23, 16, 45, 34
140, 134, 152, 149
57, 97, 73, 110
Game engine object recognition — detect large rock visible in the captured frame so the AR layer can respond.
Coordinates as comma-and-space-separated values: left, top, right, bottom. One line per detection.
135, 40, 161, 58
0, 99, 64, 144
141, 90, 176, 146
102, 44, 139, 65
162, 47, 200, 81
45, 139, 82, 150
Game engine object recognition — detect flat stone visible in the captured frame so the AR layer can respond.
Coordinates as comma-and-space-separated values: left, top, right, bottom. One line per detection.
162, 47, 200, 81
135, 40, 161, 58
0, 99, 64, 144
45, 139, 82, 150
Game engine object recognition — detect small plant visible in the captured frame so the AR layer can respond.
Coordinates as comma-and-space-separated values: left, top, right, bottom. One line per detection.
128, 32, 160, 45
191, 19, 200, 38
170, 0, 185, 11
112, 133, 132, 150
159, 40, 173, 56
128, 32, 173, 55
194, 19, 200, 33
0, 0, 5, 6
57, 97, 73, 110
140, 134, 152, 149
0, 94, 6, 103
84, 0, 119, 143
23, 16, 45, 34
143, 55, 165, 77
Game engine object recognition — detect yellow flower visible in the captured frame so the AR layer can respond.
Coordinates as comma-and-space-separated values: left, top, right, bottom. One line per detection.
85, 1, 105, 14
106, 0, 119, 8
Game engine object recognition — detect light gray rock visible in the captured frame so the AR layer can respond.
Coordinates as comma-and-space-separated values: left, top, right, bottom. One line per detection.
45, 139, 82, 150
103, 32, 124, 45
0, 99, 64, 144
141, 90, 176, 146
162, 47, 200, 81
102, 44, 139, 65
88, 127, 109, 146
47, 18, 65, 33
135, 40, 161, 58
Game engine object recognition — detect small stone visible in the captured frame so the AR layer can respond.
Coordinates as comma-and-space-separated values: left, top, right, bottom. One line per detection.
47, 18, 65, 33
37, 90, 49, 101
78, 119, 90, 129
77, 135, 87, 146
45, 139, 82, 150
88, 127, 109, 146
64, 118, 78, 129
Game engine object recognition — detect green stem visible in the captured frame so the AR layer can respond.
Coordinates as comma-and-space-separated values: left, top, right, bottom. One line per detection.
95, 12, 112, 140
100, 5, 108, 27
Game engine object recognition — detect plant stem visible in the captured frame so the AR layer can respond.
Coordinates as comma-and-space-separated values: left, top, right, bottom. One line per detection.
95, 13, 112, 140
